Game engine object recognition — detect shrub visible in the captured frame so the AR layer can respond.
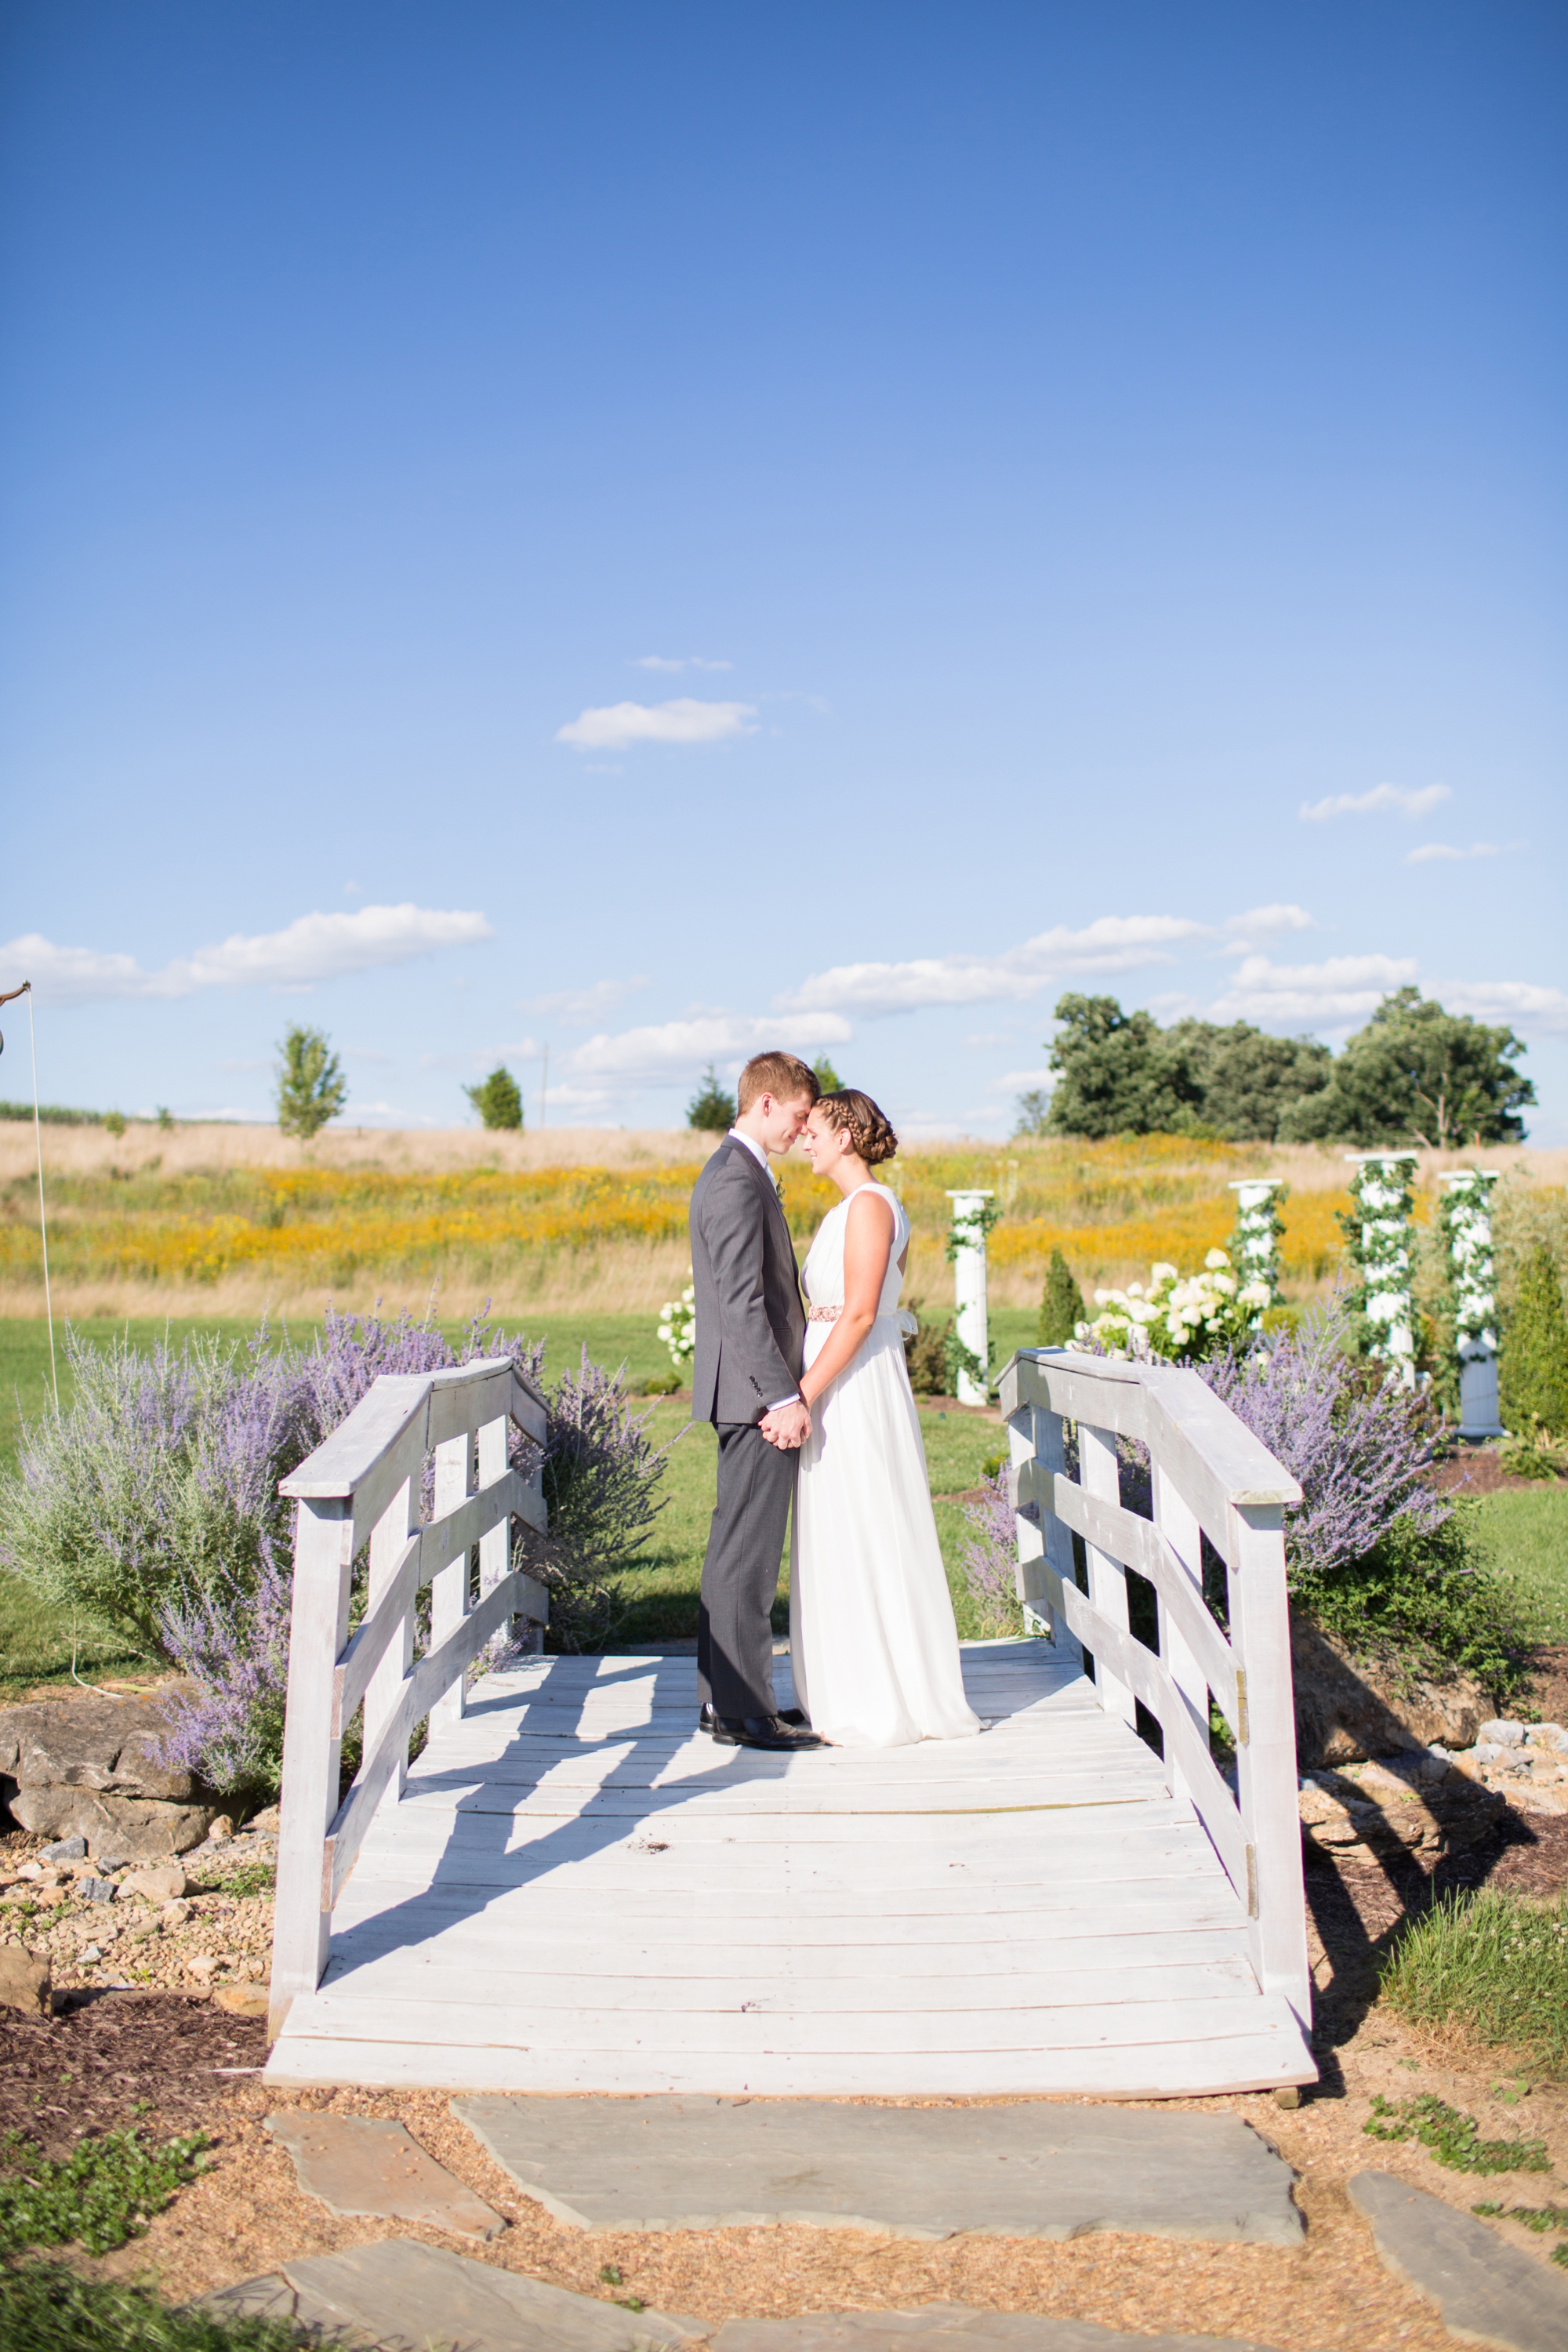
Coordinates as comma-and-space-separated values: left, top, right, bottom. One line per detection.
464, 1064, 524, 1131
1379, 1889, 1568, 2080
0, 2262, 316, 2351
0, 2126, 209, 2257
0, 1309, 670, 1791
1202, 1299, 1528, 1690
1363, 2092, 1548, 2174
902, 1303, 953, 1396
274, 1022, 347, 1141
957, 1463, 1020, 1635
1083, 1250, 1269, 1364
1037, 1248, 1085, 1346
686, 1064, 737, 1132
1499, 1241, 1568, 1438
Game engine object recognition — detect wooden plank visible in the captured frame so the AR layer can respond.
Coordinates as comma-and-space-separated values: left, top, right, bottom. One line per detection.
1049, 1478, 1237, 1729
270, 1497, 354, 2038
1227, 1499, 1312, 2030
279, 1375, 432, 1500
429, 1429, 472, 1734
321, 1919, 1249, 1974
266, 2002, 1313, 2098
1142, 1366, 1302, 1508
1076, 1424, 1135, 1728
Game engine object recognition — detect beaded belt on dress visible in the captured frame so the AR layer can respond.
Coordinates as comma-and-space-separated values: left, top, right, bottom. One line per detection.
808, 1305, 920, 1334
807, 1305, 843, 1323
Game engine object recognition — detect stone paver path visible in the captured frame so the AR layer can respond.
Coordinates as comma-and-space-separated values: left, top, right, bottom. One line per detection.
266, 2111, 506, 2241
1347, 2171, 1568, 2352
712, 2313, 1284, 2352
452, 2095, 1303, 2247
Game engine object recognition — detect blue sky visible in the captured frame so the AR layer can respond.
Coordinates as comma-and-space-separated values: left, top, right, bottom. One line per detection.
2, 2, 1564, 1139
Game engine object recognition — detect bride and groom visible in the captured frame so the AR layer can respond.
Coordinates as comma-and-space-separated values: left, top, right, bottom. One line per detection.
688, 1051, 981, 1752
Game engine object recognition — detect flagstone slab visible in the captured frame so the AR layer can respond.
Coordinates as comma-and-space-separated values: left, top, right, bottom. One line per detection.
266, 2112, 506, 2241
1347, 2172, 1568, 2352
451, 2096, 1301, 2247
205, 2238, 707, 2351
713, 2311, 1284, 2352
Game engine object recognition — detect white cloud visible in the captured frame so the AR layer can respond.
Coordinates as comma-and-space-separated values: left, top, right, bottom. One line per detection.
1210, 952, 1419, 1026
554, 699, 757, 750
568, 1012, 851, 1087
1406, 841, 1504, 865
1298, 782, 1452, 822
633, 655, 732, 673
1222, 904, 1315, 953
993, 1068, 1054, 1091
780, 916, 1212, 1018
516, 978, 649, 1022
1437, 980, 1568, 1036
5, 905, 492, 1009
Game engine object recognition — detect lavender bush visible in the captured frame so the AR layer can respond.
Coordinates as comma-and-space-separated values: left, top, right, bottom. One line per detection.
957, 1464, 1022, 1636
0, 1308, 669, 1793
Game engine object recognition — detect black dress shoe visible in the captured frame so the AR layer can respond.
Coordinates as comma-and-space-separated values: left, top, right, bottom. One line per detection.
699, 1702, 717, 1734
777, 1707, 811, 1728
710, 1713, 823, 1751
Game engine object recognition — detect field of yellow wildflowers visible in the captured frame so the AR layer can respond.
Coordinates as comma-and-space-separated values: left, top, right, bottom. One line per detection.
2, 1120, 1561, 1322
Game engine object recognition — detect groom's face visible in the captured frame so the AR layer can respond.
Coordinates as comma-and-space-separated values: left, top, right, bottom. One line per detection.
753, 1090, 816, 1156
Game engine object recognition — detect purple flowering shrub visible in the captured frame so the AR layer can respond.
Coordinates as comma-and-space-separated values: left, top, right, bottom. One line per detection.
957, 1464, 1021, 1635
0, 1308, 668, 1794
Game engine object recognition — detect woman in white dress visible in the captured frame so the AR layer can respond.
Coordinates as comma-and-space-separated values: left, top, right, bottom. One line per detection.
789, 1090, 981, 1748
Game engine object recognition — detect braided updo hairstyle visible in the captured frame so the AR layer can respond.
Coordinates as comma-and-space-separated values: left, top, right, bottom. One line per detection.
815, 1088, 899, 1167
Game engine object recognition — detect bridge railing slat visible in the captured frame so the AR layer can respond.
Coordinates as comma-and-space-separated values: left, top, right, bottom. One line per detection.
998, 1348, 1311, 2032
269, 1359, 550, 2038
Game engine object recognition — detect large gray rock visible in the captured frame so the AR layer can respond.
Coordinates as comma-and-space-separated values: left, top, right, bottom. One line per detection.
205, 2239, 707, 2351
1348, 2171, 1568, 2352
1291, 1617, 1487, 1766
266, 2112, 506, 2241
714, 2311, 1285, 2352
6, 1786, 216, 1857
452, 2097, 1302, 2248
0, 1940, 50, 2018
0, 1689, 202, 1800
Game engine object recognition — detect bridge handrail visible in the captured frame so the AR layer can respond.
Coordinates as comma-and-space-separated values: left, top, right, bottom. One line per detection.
269, 1358, 550, 2037
997, 1348, 1311, 2033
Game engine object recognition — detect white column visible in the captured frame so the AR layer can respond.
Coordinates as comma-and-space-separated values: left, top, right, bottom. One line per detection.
946, 1189, 994, 1406
1439, 1168, 1503, 1439
1227, 1178, 1285, 1316
1345, 1152, 1419, 1387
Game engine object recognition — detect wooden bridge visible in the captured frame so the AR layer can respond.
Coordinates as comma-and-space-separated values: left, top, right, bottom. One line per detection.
267, 1351, 1315, 2100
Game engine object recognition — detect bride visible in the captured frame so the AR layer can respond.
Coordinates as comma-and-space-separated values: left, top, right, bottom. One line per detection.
788, 1089, 981, 1748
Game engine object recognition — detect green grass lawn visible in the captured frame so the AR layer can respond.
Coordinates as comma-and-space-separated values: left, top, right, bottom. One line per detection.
0, 1306, 1022, 1688
1472, 1486, 1568, 1645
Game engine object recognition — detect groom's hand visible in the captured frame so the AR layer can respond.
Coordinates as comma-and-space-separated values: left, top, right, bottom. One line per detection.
759, 1400, 811, 1450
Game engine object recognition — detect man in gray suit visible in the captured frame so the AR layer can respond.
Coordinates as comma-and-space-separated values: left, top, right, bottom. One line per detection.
688, 1050, 824, 1752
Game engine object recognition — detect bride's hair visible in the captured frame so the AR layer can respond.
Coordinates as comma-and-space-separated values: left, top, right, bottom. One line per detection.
816, 1088, 898, 1167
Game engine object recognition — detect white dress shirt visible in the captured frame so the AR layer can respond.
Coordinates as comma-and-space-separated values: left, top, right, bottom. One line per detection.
727, 1127, 801, 1412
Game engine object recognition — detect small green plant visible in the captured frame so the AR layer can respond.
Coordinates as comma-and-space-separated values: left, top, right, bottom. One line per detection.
811, 1054, 843, 1092
1379, 1890, 1568, 2078
1037, 1247, 1086, 1346
1500, 1241, 1568, 1439
1363, 2094, 1548, 2175
902, 1305, 953, 1396
1498, 1418, 1568, 1482
274, 1023, 348, 1142
0, 2125, 210, 2256
104, 1109, 127, 1138
685, 1063, 737, 1132
1473, 2198, 1568, 2233
156, 1105, 174, 1132
0, 2261, 318, 2350
210, 1859, 275, 1899
598, 2264, 622, 2285
463, 1064, 524, 1131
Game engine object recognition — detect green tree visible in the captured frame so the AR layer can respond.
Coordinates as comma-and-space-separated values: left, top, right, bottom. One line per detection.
1164, 1021, 1331, 1141
1044, 996, 1196, 1136
1038, 1249, 1087, 1345
1012, 1087, 1051, 1138
274, 1023, 348, 1141
811, 1054, 844, 1093
1499, 1242, 1568, 1437
686, 1063, 738, 1132
1281, 988, 1534, 1148
464, 1065, 524, 1130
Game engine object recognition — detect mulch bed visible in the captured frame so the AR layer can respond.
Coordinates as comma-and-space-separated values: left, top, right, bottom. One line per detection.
1431, 1450, 1567, 1497
0, 1991, 267, 2160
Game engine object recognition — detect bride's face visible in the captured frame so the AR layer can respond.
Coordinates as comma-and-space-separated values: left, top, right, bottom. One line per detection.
800, 1109, 850, 1171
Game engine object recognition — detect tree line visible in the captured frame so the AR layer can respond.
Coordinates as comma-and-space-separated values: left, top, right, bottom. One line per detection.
1016, 986, 1534, 1147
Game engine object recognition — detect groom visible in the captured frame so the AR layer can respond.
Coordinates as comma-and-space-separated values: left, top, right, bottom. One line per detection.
688, 1051, 824, 1752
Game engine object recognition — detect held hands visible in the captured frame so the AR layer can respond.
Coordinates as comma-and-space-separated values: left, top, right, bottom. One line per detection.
759, 1399, 811, 1450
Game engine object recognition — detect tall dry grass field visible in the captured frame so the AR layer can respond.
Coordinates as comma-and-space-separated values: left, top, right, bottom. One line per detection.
2, 1120, 1563, 1322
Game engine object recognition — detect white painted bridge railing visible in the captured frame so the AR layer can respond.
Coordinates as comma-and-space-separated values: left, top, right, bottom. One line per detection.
999, 1348, 1312, 2034
269, 1358, 550, 2038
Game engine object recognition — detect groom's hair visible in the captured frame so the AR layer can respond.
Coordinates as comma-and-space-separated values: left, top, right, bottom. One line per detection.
737, 1052, 819, 1112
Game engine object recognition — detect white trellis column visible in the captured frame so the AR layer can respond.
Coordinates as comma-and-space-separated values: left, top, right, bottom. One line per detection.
1345, 1152, 1419, 1388
1439, 1168, 1503, 1439
946, 1189, 995, 1407
1227, 1179, 1285, 1319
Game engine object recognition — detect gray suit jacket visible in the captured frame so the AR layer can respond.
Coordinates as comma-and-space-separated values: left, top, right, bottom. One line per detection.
689, 1137, 807, 1425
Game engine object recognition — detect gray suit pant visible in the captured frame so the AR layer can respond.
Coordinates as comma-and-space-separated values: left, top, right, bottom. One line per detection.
698, 1421, 796, 1720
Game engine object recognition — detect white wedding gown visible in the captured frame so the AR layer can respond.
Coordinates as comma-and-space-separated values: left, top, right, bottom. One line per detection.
789, 1184, 982, 1748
